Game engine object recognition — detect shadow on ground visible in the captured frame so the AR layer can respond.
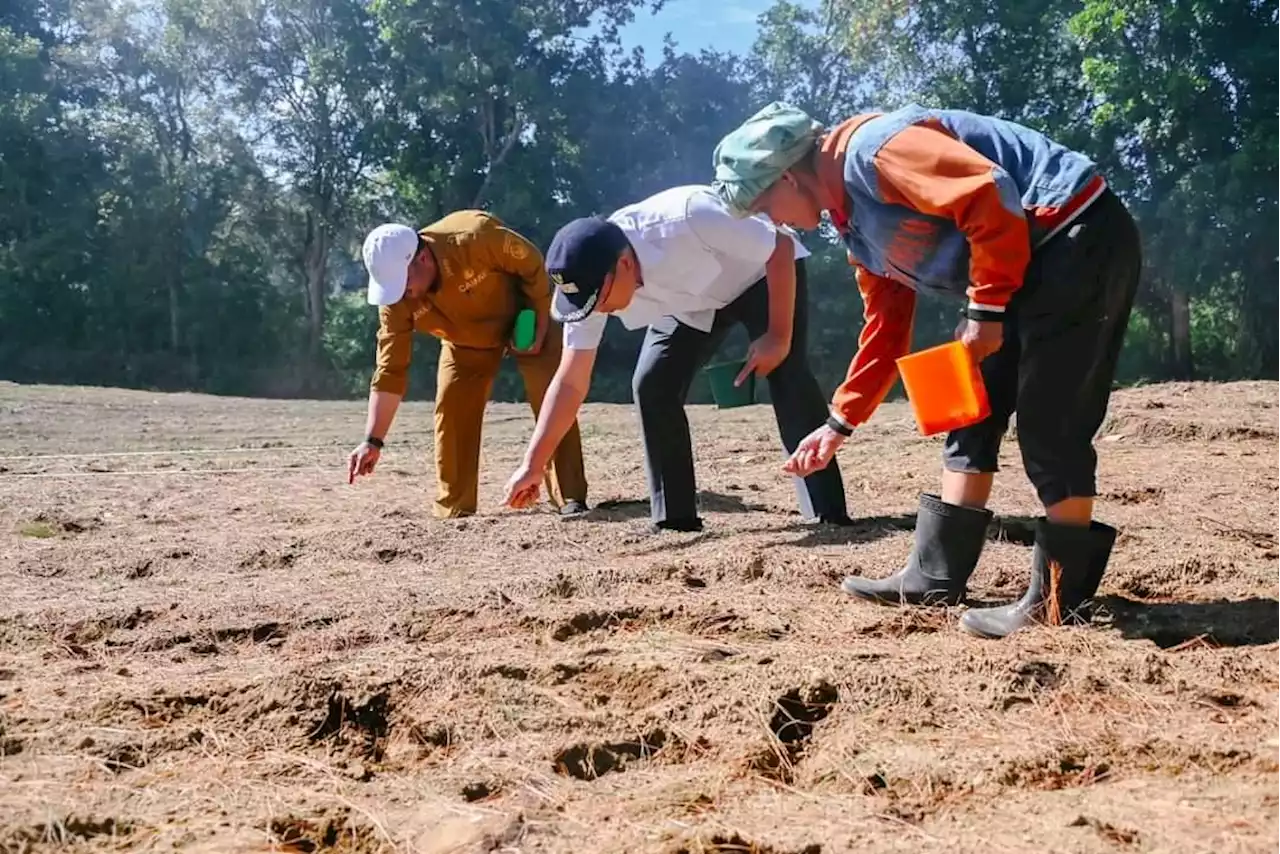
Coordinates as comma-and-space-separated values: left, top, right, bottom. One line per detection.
1100, 596, 1280, 648
763, 514, 916, 548
749, 512, 1043, 550
586, 491, 770, 522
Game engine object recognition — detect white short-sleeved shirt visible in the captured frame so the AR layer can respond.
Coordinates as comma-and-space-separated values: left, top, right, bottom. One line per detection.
562, 185, 810, 350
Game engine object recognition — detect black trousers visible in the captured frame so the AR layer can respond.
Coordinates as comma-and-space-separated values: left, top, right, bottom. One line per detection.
631, 259, 848, 524
943, 189, 1143, 507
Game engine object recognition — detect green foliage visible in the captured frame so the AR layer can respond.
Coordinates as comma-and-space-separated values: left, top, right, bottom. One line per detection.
321, 293, 381, 397
827, 0, 1277, 382
0, 0, 1274, 416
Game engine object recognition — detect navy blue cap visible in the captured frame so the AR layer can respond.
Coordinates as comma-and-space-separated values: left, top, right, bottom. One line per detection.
545, 217, 631, 323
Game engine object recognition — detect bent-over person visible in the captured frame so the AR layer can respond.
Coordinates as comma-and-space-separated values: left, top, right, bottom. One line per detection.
348, 211, 588, 518
712, 103, 1141, 639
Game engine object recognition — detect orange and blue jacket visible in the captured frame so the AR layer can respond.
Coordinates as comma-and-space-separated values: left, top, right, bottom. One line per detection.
821, 105, 1107, 432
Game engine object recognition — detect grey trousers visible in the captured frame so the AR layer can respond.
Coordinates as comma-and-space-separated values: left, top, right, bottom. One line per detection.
631, 259, 849, 525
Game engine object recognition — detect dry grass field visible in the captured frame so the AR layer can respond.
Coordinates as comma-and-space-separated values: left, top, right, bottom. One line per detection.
1, 379, 1276, 853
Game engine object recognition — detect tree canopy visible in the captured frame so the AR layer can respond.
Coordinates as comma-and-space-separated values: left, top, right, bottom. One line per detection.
2, 0, 1275, 402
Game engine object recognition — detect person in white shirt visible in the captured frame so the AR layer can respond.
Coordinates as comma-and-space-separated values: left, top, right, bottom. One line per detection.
502, 185, 850, 531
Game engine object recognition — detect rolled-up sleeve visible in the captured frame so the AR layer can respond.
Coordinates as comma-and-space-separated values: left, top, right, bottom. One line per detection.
370, 302, 414, 396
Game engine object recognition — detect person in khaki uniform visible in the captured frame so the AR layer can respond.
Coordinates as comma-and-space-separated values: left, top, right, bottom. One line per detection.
347, 211, 589, 518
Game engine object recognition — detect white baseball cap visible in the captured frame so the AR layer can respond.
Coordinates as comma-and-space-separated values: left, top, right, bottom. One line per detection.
362, 224, 421, 306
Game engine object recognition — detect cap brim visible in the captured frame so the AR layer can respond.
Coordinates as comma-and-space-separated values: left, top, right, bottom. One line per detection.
366, 272, 408, 307
551, 288, 599, 324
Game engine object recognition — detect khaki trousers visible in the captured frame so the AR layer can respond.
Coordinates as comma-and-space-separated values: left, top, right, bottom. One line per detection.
433, 330, 587, 518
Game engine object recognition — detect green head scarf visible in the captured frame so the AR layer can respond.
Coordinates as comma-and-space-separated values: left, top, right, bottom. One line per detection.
712, 101, 826, 217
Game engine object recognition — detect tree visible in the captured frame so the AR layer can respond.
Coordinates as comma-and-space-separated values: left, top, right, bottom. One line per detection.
1070, 0, 1278, 379
177, 0, 392, 375
749, 0, 868, 121
372, 0, 650, 229
2, 0, 1274, 398
0, 0, 110, 377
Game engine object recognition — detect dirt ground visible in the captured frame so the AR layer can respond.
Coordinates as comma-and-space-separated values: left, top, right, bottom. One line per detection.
1, 379, 1276, 854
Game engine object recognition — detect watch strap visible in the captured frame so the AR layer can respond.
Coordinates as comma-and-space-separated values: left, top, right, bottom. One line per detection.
825, 415, 854, 437
962, 306, 1007, 323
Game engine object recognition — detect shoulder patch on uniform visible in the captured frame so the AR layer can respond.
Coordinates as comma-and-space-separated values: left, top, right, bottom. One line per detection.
503, 232, 529, 260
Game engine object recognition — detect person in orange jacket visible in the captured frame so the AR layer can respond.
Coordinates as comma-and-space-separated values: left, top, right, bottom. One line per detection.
711, 102, 1142, 639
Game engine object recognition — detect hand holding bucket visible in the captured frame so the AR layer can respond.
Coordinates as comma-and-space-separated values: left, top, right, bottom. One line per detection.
704, 360, 756, 409
895, 340, 991, 436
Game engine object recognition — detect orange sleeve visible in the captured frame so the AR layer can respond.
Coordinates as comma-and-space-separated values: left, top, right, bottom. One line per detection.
873, 122, 1030, 312
829, 265, 916, 430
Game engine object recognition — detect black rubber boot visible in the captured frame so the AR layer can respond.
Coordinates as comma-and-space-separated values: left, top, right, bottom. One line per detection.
960, 520, 1117, 639
840, 493, 993, 606
649, 517, 704, 534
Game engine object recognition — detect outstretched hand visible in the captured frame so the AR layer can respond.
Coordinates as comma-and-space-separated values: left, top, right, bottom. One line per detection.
347, 442, 380, 484
782, 424, 846, 478
503, 463, 543, 509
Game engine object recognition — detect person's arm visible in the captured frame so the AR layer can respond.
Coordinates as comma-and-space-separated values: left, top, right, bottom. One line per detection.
363, 391, 401, 442
732, 230, 799, 385
367, 301, 416, 427
828, 265, 917, 433
522, 346, 598, 472
370, 302, 414, 399
762, 230, 796, 345
349, 302, 413, 481
505, 314, 606, 506
483, 222, 553, 350
781, 263, 916, 478
688, 192, 799, 380
872, 122, 1031, 314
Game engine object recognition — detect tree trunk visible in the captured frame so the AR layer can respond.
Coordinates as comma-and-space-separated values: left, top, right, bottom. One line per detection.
167, 212, 181, 353
165, 185, 183, 356
1243, 241, 1279, 378
1169, 286, 1193, 380
302, 211, 330, 372
168, 278, 181, 352
470, 101, 524, 209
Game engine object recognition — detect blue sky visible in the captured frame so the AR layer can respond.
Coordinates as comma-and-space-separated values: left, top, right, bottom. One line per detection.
610, 0, 809, 59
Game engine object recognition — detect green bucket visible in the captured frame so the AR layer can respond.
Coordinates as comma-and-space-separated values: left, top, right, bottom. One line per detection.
704, 359, 756, 409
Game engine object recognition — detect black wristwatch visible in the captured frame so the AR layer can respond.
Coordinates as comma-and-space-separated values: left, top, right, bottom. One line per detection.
825, 415, 854, 437
962, 306, 1007, 323
364, 436, 385, 449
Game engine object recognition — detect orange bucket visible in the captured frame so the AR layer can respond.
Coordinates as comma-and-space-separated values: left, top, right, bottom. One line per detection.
895, 340, 991, 436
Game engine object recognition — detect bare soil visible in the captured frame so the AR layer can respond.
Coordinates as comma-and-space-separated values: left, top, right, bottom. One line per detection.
0, 380, 1276, 853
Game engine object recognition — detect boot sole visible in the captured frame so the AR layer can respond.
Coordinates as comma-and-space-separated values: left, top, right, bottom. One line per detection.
959, 613, 1091, 640
958, 617, 1009, 640
840, 578, 963, 607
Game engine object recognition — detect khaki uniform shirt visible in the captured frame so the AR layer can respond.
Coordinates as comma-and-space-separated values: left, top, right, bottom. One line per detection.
370, 210, 551, 396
